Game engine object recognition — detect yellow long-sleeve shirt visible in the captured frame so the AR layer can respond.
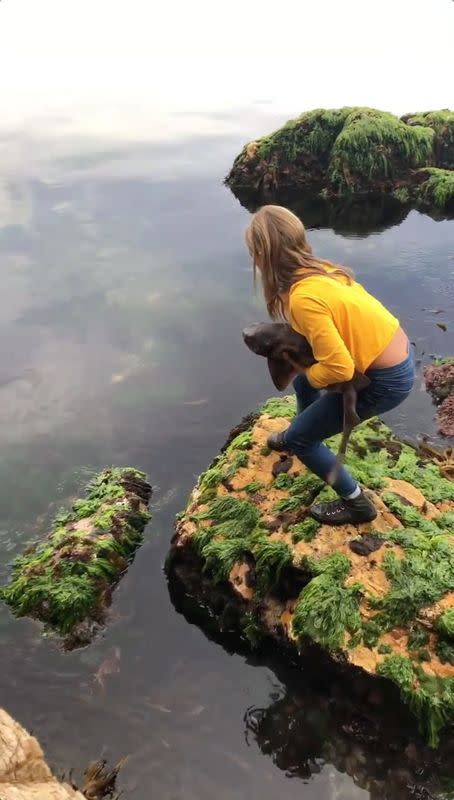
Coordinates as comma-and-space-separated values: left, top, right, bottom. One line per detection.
288, 271, 399, 389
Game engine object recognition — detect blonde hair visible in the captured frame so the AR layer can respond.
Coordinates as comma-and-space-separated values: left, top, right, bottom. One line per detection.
245, 205, 353, 320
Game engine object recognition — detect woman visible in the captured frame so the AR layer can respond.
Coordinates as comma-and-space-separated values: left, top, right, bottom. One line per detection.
245, 205, 415, 526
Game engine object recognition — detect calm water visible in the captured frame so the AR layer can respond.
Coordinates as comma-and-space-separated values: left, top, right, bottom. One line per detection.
0, 107, 453, 799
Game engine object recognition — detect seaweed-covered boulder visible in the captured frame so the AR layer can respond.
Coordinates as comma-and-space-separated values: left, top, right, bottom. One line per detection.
225, 107, 454, 216
424, 358, 454, 439
402, 110, 454, 170
0, 707, 84, 799
1, 467, 152, 648
169, 397, 454, 746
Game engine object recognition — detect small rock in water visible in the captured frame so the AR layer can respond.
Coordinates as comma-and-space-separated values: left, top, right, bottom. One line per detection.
349, 534, 384, 556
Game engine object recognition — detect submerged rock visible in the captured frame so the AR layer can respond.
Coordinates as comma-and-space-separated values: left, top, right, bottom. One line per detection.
168, 397, 454, 747
0, 706, 84, 799
424, 358, 454, 438
225, 107, 454, 217
0, 467, 152, 648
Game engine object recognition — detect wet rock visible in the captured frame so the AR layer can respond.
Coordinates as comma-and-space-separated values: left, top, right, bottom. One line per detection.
0, 707, 84, 798
349, 534, 384, 556
225, 107, 454, 218
424, 359, 454, 437
170, 400, 454, 747
272, 455, 294, 477
1, 468, 152, 648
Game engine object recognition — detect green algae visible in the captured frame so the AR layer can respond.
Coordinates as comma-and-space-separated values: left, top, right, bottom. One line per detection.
226, 106, 454, 217
371, 534, 454, 628
273, 471, 324, 512
403, 110, 454, 169
330, 108, 433, 192
226, 431, 253, 452
192, 496, 260, 541
256, 107, 351, 163
1, 468, 152, 643
293, 552, 362, 651
437, 609, 454, 639
302, 552, 351, 581
260, 396, 296, 419
417, 168, 454, 210
244, 481, 264, 494
252, 537, 293, 594
242, 609, 263, 648
290, 518, 320, 544
293, 573, 362, 652
202, 538, 249, 583
377, 654, 454, 747
196, 434, 254, 499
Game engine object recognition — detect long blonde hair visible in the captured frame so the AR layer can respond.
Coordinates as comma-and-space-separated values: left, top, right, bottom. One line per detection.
245, 205, 353, 320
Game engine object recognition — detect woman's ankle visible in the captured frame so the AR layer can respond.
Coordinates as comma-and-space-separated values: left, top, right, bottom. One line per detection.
342, 484, 361, 500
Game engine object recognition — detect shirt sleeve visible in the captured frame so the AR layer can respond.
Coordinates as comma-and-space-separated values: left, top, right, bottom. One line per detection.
289, 291, 355, 389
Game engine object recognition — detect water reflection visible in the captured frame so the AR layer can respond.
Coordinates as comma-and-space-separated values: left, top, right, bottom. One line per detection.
228, 189, 413, 236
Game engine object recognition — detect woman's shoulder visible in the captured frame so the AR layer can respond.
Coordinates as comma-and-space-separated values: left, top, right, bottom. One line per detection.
290, 271, 348, 300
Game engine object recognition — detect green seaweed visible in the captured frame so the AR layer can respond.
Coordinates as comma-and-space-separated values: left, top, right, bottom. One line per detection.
192, 496, 260, 540
273, 473, 295, 490
436, 640, 454, 666
202, 538, 249, 583
378, 643, 393, 655
330, 108, 433, 192
372, 537, 454, 627
408, 626, 430, 650
377, 654, 454, 747
256, 107, 351, 163
251, 537, 293, 594
242, 609, 263, 648
226, 431, 253, 453
293, 573, 362, 651
436, 608, 454, 639
273, 471, 323, 512
224, 451, 249, 479
418, 168, 454, 210
388, 448, 454, 503
1, 468, 152, 640
302, 552, 351, 581
361, 617, 388, 648
382, 493, 444, 534
392, 186, 410, 203
260, 396, 296, 419
244, 481, 264, 494
290, 518, 320, 544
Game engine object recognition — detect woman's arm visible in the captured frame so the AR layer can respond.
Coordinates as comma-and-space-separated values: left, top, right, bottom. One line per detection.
290, 293, 355, 389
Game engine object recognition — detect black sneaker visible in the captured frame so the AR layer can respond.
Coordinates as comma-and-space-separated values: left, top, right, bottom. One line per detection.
310, 490, 377, 526
267, 430, 289, 452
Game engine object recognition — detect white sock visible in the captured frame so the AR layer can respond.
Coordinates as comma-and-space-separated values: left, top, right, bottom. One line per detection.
344, 485, 361, 500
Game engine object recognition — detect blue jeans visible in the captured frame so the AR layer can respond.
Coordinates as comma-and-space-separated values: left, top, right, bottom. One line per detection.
283, 353, 415, 497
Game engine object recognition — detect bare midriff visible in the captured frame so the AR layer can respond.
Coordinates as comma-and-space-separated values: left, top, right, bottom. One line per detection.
369, 327, 409, 369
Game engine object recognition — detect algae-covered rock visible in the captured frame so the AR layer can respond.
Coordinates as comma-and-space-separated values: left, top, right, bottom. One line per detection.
0, 706, 84, 799
169, 397, 454, 746
1, 467, 152, 648
424, 358, 454, 439
225, 107, 454, 216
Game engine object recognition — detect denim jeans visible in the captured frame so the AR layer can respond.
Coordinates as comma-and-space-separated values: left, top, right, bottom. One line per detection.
283, 352, 416, 497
